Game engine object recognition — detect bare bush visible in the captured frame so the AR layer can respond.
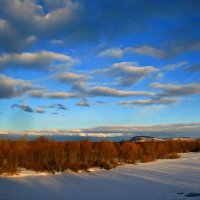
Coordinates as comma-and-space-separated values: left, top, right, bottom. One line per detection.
0, 138, 199, 174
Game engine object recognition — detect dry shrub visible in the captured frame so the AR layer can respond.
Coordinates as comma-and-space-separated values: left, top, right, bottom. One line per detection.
165, 152, 180, 159
0, 138, 199, 174
141, 155, 156, 163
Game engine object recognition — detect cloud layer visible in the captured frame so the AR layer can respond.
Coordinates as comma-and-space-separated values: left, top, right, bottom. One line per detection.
0, 0, 199, 133
1, 122, 200, 138
1, 0, 199, 52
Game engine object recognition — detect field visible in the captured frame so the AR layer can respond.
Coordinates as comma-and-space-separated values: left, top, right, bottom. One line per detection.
0, 152, 200, 200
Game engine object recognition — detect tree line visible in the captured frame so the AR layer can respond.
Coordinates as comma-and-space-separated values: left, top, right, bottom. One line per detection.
0, 136, 199, 174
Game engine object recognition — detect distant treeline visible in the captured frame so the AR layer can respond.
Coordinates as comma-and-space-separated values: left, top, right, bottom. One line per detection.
0, 136, 199, 174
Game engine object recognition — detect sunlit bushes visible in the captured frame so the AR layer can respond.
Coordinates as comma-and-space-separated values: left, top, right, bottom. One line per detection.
165, 152, 180, 159
0, 137, 199, 174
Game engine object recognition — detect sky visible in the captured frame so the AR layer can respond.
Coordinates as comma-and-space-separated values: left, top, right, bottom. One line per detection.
0, 0, 200, 139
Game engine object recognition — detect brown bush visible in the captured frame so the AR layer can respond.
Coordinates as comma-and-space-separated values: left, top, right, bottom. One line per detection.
0, 137, 199, 174
165, 152, 181, 159
141, 155, 156, 163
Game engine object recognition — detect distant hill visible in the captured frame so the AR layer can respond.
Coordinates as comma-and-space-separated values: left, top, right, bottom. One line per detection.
122, 136, 195, 142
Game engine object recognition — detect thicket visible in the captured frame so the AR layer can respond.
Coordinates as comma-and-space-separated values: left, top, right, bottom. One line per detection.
0, 137, 199, 174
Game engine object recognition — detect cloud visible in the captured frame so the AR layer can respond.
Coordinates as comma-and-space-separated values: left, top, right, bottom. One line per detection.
162, 61, 188, 71
118, 97, 181, 106
48, 104, 69, 110
166, 40, 200, 58
0, 74, 39, 98
100, 40, 200, 60
81, 123, 200, 135
39, 92, 77, 99
12, 103, 69, 114
150, 82, 200, 97
34, 107, 45, 113
52, 72, 89, 89
155, 73, 164, 80
185, 63, 200, 72
1, 0, 199, 52
97, 46, 166, 59
0, 0, 82, 52
96, 100, 104, 104
11, 103, 34, 113
88, 86, 153, 97
76, 99, 90, 107
97, 62, 158, 86
29, 85, 153, 99
0, 18, 36, 52
0, 51, 77, 71
126, 40, 200, 59
1, 122, 200, 138
30, 74, 154, 99
50, 72, 91, 96
98, 48, 123, 58
11, 103, 46, 114
125, 45, 165, 58
29, 90, 78, 99
27, 104, 69, 115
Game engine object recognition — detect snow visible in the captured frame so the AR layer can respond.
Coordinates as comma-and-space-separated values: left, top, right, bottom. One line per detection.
127, 136, 195, 142
1, 170, 50, 178
0, 152, 200, 200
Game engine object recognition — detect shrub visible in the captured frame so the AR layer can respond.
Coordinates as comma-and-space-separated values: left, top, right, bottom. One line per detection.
0, 137, 199, 174
165, 152, 180, 159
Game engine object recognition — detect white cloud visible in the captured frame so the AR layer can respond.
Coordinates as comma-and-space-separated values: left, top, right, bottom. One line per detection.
76, 99, 90, 107
162, 61, 188, 71
0, 51, 77, 71
0, 74, 40, 98
125, 45, 165, 58
98, 40, 200, 60
150, 82, 200, 97
97, 62, 158, 86
30, 90, 78, 99
118, 97, 181, 106
88, 86, 153, 97
34, 107, 45, 113
98, 47, 123, 58
52, 72, 89, 84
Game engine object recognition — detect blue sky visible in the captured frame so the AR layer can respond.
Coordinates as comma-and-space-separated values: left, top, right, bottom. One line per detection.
0, 0, 200, 138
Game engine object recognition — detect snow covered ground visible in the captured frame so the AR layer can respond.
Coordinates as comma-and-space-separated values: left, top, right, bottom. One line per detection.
0, 152, 200, 200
